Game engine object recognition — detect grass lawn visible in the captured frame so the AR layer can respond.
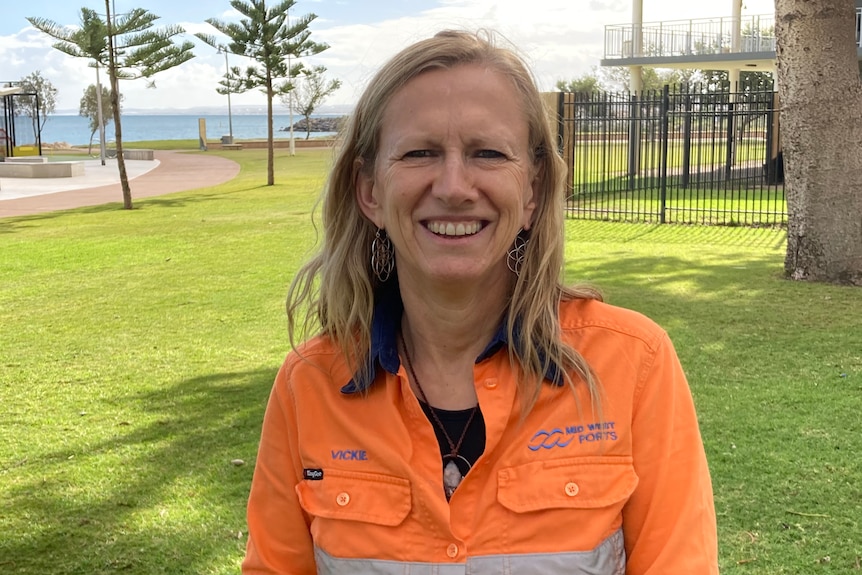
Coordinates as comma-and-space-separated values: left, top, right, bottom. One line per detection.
568, 184, 787, 226
2, 148, 860, 574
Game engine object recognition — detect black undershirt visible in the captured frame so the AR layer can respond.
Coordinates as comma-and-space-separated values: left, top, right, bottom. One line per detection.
419, 401, 486, 477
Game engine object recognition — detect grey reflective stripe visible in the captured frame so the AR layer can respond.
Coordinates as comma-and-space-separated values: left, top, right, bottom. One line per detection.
314, 529, 625, 574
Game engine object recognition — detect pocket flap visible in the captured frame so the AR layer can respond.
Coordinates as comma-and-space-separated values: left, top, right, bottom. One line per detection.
295, 469, 411, 526
497, 456, 638, 513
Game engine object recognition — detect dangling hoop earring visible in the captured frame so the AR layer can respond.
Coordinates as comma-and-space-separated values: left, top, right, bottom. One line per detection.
371, 228, 395, 282
507, 230, 529, 275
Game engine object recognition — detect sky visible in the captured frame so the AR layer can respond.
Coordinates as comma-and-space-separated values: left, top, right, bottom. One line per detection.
0, 0, 776, 113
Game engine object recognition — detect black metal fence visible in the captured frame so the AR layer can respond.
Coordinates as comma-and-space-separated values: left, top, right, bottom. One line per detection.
556, 86, 786, 226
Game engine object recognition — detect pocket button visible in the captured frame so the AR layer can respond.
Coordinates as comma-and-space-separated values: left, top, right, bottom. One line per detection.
446, 543, 459, 558
336, 492, 350, 506
565, 482, 580, 497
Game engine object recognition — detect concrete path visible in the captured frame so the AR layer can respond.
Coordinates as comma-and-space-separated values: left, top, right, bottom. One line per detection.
0, 150, 240, 218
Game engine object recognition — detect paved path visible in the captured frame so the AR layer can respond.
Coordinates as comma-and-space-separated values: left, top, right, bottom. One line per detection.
0, 151, 240, 218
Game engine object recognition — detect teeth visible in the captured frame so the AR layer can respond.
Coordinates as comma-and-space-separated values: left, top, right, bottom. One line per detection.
427, 221, 482, 236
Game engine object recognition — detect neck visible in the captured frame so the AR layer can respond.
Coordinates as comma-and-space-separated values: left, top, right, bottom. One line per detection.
397, 271, 511, 409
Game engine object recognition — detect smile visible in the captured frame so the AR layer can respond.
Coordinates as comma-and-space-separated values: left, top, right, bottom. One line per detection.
425, 221, 484, 237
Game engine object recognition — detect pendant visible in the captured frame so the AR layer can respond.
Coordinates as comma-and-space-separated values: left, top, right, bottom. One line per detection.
442, 454, 472, 500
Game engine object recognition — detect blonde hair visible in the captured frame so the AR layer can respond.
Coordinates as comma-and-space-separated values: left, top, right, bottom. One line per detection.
288, 30, 602, 413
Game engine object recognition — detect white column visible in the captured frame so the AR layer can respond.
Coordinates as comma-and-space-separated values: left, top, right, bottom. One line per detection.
729, 0, 742, 90
630, 0, 644, 93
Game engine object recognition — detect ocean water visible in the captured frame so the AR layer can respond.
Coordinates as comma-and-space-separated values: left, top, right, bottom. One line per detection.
8, 114, 337, 147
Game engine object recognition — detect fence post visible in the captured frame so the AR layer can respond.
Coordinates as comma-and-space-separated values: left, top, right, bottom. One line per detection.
659, 85, 670, 224
627, 93, 640, 189
682, 93, 692, 188
725, 100, 735, 178
765, 91, 783, 184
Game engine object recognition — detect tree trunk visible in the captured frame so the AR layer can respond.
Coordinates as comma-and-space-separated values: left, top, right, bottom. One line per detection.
266, 72, 275, 186
105, 0, 133, 209
776, 0, 862, 285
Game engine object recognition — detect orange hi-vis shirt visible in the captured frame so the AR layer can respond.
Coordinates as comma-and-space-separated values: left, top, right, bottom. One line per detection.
243, 298, 719, 574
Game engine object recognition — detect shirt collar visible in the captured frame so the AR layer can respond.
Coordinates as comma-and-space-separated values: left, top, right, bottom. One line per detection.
341, 284, 564, 394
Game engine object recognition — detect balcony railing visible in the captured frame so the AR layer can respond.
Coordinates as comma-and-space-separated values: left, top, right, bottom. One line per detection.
604, 14, 776, 60
606, 9, 862, 61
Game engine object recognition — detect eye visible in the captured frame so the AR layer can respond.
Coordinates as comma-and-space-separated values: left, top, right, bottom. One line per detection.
403, 150, 435, 159
476, 149, 506, 159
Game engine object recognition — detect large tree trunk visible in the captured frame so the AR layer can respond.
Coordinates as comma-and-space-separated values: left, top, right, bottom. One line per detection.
775, 0, 862, 285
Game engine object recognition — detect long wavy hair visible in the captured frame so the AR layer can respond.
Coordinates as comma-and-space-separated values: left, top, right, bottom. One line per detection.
287, 30, 602, 413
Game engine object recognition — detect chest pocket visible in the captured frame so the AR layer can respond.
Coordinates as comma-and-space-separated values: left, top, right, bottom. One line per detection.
497, 456, 638, 513
295, 468, 412, 526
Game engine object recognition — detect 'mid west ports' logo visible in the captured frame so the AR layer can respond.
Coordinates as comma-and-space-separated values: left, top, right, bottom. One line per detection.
528, 422, 618, 451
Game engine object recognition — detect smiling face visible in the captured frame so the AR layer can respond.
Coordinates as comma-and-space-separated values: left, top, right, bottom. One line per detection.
356, 64, 539, 291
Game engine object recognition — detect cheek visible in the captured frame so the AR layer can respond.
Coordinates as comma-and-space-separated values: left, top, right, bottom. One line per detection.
374, 169, 415, 224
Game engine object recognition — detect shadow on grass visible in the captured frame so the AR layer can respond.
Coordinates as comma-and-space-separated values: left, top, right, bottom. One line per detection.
1, 367, 278, 575
566, 248, 787, 323
0, 184, 269, 234
0, 203, 124, 232
136, 184, 274, 211
566, 220, 787, 250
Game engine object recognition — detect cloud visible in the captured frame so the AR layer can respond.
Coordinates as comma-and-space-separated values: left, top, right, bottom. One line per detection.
309, 0, 621, 105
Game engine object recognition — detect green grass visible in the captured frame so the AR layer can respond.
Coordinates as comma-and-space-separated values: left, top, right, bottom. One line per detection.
119, 139, 203, 150
569, 183, 787, 226
571, 139, 769, 178
2, 148, 860, 574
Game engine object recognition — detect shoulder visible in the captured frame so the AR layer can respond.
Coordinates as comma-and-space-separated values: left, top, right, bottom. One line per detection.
276, 334, 353, 396
559, 297, 668, 353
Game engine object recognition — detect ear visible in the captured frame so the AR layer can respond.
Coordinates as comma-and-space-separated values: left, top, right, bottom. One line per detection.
354, 158, 384, 228
521, 171, 539, 231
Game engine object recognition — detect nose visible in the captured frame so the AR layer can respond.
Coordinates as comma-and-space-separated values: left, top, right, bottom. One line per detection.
432, 154, 476, 206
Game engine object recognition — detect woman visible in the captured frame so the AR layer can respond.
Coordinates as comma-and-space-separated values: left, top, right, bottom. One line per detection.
243, 30, 718, 574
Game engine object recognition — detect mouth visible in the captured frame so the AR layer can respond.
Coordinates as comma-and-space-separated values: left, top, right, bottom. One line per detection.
424, 220, 485, 237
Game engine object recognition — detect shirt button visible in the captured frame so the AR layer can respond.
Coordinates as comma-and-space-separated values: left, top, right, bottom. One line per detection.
336, 492, 350, 506
565, 482, 580, 497
484, 379, 498, 390
446, 543, 459, 558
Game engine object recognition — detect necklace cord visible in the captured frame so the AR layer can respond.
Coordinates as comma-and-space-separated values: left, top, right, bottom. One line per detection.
398, 333, 479, 458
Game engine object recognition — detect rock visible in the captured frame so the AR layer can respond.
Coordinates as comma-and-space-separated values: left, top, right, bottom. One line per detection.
280, 116, 345, 133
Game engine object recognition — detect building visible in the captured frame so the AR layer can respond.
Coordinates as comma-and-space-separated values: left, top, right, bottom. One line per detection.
600, 0, 862, 91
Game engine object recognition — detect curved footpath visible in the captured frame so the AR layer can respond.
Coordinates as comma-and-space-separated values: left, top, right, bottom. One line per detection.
0, 150, 240, 218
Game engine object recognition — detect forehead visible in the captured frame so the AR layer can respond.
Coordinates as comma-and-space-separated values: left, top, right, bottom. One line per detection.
378, 64, 529, 140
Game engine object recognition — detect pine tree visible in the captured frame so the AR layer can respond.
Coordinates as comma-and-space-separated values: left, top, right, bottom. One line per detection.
28, 6, 194, 209
197, 0, 328, 185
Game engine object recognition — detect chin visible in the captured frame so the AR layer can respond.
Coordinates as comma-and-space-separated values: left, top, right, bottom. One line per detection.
421, 261, 509, 286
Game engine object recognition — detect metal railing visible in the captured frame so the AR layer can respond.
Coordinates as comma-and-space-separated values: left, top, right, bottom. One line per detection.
556, 86, 786, 227
604, 14, 776, 60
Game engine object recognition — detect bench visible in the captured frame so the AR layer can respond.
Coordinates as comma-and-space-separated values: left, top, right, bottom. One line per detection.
123, 149, 154, 160
4, 156, 49, 164
221, 143, 243, 151
104, 149, 154, 160
0, 161, 85, 178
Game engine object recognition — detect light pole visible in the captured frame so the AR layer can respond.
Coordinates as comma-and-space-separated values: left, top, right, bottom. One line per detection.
94, 61, 107, 165
217, 46, 234, 143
